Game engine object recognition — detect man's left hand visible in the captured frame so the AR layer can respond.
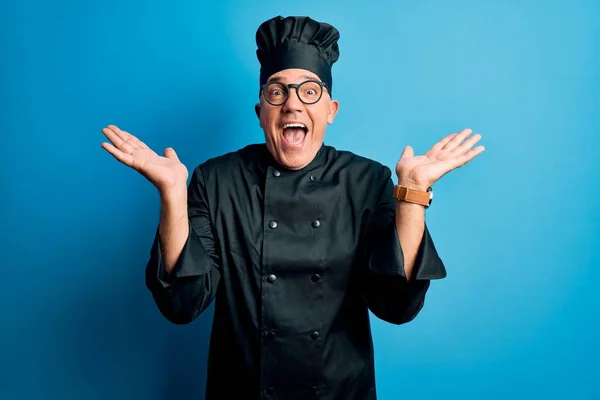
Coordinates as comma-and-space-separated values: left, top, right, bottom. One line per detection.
395, 128, 485, 190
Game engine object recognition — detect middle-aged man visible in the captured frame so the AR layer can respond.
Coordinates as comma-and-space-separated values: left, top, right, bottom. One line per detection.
101, 15, 484, 400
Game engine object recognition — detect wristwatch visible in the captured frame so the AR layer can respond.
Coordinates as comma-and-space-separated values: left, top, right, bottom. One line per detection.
393, 185, 433, 208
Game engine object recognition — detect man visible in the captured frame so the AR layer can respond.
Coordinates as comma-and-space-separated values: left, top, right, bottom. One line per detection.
101, 15, 484, 400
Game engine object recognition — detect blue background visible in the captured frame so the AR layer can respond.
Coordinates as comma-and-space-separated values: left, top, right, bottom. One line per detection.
1, 0, 598, 399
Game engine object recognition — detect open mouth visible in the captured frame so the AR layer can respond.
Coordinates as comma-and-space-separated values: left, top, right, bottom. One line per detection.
282, 123, 308, 147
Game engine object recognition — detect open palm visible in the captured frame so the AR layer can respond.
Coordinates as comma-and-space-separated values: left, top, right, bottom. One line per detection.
101, 125, 188, 193
396, 129, 485, 189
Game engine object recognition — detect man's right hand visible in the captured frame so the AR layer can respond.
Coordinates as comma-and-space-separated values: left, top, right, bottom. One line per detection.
101, 125, 189, 196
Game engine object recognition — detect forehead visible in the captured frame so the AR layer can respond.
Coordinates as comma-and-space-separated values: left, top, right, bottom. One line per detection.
266, 68, 321, 83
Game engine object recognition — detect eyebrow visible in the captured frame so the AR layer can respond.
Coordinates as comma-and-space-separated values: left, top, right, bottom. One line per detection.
267, 75, 318, 84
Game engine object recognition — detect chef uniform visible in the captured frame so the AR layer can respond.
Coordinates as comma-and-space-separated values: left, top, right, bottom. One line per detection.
145, 15, 447, 400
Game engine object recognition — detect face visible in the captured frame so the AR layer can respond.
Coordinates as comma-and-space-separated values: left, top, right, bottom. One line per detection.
255, 68, 339, 170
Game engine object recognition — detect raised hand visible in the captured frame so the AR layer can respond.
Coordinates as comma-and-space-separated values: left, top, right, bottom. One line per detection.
395, 128, 485, 190
101, 125, 189, 195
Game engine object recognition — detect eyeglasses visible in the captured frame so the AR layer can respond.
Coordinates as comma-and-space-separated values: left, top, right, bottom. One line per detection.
260, 80, 329, 106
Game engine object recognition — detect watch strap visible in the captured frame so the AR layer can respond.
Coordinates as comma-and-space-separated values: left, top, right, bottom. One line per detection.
393, 185, 432, 207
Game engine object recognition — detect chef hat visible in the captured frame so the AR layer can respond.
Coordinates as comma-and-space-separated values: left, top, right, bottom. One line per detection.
256, 16, 340, 94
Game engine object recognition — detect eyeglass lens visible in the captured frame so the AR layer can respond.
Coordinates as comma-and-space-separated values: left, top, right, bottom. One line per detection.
264, 81, 323, 105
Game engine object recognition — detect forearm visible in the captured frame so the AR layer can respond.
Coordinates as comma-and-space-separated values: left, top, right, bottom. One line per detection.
158, 187, 189, 275
395, 201, 425, 280
145, 168, 222, 325
359, 167, 446, 324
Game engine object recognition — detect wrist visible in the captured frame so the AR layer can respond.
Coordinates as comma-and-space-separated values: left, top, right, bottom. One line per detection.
159, 189, 188, 228
396, 200, 427, 212
160, 186, 187, 206
393, 183, 433, 209
396, 178, 430, 192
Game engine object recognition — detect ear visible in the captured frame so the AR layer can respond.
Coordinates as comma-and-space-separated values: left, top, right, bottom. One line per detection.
327, 99, 339, 124
254, 103, 262, 127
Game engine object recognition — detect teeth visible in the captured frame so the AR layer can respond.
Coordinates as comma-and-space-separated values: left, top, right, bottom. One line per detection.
283, 123, 306, 129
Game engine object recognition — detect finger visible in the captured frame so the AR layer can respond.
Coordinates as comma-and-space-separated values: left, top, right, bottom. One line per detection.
101, 142, 135, 166
400, 145, 414, 159
102, 126, 129, 147
452, 145, 485, 168
101, 126, 124, 145
453, 133, 482, 155
105, 125, 147, 149
119, 128, 149, 149
102, 126, 138, 154
105, 125, 128, 142
426, 133, 458, 156
442, 128, 472, 151
164, 147, 179, 160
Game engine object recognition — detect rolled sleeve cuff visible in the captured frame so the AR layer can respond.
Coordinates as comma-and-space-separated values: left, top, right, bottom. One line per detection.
368, 222, 447, 280
147, 220, 213, 289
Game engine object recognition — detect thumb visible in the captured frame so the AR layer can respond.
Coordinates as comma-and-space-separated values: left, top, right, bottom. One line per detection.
164, 147, 179, 160
400, 145, 414, 159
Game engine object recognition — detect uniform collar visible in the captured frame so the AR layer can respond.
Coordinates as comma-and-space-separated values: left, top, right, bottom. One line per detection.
257, 142, 327, 172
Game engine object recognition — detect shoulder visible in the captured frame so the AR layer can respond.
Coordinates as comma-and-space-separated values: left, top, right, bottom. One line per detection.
190, 144, 264, 180
323, 144, 392, 182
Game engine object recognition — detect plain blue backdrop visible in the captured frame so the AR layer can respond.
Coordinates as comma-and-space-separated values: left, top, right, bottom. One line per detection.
1, 0, 598, 399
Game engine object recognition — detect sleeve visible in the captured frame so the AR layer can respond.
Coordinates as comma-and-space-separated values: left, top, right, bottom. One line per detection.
358, 165, 447, 325
145, 165, 222, 325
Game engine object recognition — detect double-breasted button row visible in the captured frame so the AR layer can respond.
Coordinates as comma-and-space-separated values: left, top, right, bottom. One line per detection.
270, 169, 318, 182
267, 219, 321, 229
273, 169, 317, 182
264, 273, 322, 284
261, 330, 319, 396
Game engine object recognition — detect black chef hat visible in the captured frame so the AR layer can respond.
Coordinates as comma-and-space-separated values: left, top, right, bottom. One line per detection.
256, 16, 340, 94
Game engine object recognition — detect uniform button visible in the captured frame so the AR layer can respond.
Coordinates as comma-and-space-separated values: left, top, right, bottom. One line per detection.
273, 170, 281, 177
311, 220, 321, 228
269, 221, 278, 229
311, 331, 320, 340
309, 174, 317, 182
265, 387, 275, 396
311, 273, 321, 283
267, 274, 277, 283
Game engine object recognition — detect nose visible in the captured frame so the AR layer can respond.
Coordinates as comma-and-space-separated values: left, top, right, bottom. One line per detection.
282, 87, 304, 113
